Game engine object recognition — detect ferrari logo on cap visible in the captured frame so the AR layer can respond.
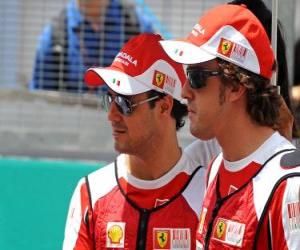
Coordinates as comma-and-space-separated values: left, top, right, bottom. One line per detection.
217, 38, 248, 63
155, 73, 165, 86
218, 38, 233, 56
153, 70, 166, 89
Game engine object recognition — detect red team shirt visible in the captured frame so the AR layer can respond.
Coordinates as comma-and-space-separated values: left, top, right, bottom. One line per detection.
62, 144, 214, 250
63, 134, 300, 250
196, 132, 300, 250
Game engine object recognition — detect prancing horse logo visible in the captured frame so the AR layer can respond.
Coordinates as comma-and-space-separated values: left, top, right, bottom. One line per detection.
156, 230, 168, 248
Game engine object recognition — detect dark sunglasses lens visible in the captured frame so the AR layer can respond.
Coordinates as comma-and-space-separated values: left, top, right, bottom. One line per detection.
115, 96, 132, 116
187, 71, 206, 89
103, 94, 112, 112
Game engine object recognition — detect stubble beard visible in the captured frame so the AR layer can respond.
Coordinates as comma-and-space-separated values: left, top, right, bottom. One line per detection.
114, 131, 155, 155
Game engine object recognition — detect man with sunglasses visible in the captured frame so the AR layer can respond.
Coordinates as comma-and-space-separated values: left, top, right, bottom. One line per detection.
160, 3, 300, 250
62, 33, 220, 250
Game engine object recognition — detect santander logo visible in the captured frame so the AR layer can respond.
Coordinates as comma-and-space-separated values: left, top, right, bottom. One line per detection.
191, 23, 205, 37
114, 52, 138, 67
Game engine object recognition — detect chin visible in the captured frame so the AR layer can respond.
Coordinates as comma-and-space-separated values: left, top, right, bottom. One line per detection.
114, 142, 123, 153
190, 126, 214, 141
114, 143, 131, 154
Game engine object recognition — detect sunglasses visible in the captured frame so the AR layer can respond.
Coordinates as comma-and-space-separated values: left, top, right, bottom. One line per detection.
103, 93, 160, 116
187, 69, 222, 89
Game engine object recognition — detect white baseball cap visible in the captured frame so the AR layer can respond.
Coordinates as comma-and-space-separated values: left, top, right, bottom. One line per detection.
160, 4, 275, 79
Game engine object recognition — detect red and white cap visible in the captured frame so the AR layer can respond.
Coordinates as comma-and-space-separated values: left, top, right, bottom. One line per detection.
84, 33, 186, 101
160, 4, 275, 79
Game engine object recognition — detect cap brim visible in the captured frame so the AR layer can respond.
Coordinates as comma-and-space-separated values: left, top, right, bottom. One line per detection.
84, 67, 151, 95
159, 40, 216, 64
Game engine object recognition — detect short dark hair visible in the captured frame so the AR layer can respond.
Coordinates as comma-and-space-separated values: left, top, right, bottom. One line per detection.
147, 90, 187, 130
217, 58, 281, 127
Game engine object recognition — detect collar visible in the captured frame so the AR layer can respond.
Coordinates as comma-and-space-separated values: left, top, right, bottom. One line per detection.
223, 132, 294, 171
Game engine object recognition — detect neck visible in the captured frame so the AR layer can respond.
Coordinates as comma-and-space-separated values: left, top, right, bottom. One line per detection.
216, 109, 275, 162
126, 134, 182, 180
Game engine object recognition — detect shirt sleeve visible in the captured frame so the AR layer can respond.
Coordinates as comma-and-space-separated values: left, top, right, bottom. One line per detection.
62, 178, 94, 250
184, 138, 221, 169
260, 176, 300, 250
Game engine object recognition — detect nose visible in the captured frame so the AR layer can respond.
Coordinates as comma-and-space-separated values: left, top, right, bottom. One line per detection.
107, 101, 122, 122
181, 78, 194, 101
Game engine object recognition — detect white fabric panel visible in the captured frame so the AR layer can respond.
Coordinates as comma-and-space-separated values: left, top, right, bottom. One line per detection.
182, 167, 207, 217
62, 178, 85, 250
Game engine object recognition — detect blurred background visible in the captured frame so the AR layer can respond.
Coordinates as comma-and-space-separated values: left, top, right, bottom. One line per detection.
0, 0, 299, 162
1, 0, 205, 162
0, 0, 299, 249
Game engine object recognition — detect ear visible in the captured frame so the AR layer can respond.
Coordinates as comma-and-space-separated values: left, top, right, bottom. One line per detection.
159, 95, 173, 115
227, 84, 246, 102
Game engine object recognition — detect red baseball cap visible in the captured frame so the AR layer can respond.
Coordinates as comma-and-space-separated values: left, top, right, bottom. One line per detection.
160, 4, 275, 79
84, 33, 186, 101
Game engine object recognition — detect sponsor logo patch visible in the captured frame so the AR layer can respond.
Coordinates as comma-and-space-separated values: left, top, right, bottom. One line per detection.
218, 38, 233, 57
191, 23, 205, 36
232, 43, 247, 62
287, 201, 300, 231
106, 222, 125, 248
217, 38, 248, 63
155, 229, 170, 249
114, 52, 137, 66
153, 228, 190, 250
212, 218, 245, 247
152, 70, 176, 95
153, 70, 166, 89
215, 219, 227, 240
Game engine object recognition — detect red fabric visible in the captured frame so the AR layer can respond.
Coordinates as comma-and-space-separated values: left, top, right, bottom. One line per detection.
84, 33, 186, 87
218, 161, 261, 197
118, 172, 190, 209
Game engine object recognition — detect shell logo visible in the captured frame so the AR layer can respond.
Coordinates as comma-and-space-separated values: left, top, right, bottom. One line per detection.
107, 224, 124, 244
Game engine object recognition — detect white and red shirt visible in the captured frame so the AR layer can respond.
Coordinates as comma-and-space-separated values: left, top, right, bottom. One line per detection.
62, 142, 218, 250
196, 132, 300, 249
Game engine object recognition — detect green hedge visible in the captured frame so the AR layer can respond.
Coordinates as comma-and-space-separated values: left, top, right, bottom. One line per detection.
0, 157, 105, 250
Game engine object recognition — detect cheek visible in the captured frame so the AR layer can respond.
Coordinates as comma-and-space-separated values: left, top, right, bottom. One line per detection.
126, 114, 153, 136
194, 91, 223, 122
